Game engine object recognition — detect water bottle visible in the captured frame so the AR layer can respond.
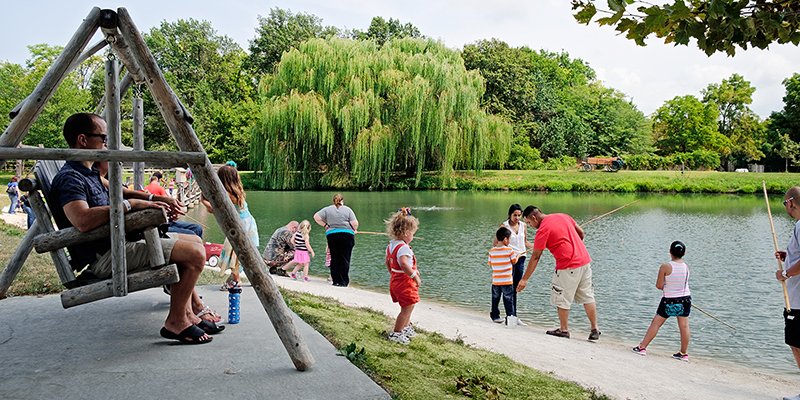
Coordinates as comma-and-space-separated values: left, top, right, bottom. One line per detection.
228, 285, 242, 324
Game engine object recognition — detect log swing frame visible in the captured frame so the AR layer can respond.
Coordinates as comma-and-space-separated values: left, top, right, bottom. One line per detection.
0, 7, 313, 371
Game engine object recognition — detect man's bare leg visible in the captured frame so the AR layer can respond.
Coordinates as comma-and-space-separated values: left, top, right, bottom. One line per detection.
583, 302, 599, 331
557, 307, 570, 332
163, 236, 207, 340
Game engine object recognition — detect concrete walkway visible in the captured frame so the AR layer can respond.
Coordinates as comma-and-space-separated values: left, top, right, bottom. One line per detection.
0, 285, 389, 400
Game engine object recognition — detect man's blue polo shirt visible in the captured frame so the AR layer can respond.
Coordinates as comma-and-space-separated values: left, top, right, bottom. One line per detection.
49, 161, 111, 270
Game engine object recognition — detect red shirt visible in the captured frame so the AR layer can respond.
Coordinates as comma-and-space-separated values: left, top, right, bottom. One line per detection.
144, 181, 166, 196
533, 213, 591, 270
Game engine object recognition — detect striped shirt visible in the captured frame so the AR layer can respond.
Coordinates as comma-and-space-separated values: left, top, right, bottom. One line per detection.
663, 261, 690, 298
294, 231, 308, 251
488, 246, 517, 286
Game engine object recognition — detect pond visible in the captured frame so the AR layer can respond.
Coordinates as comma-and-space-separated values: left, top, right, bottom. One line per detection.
190, 190, 796, 376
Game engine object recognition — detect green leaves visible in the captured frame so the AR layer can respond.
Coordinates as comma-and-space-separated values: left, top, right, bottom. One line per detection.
572, 1, 800, 56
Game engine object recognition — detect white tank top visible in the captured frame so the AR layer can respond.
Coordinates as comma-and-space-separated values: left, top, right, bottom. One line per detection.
502, 220, 527, 258
663, 261, 690, 298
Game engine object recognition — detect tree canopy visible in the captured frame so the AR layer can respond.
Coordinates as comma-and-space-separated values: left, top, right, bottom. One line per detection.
350, 16, 422, 45
571, 0, 800, 55
246, 7, 339, 74
251, 37, 512, 189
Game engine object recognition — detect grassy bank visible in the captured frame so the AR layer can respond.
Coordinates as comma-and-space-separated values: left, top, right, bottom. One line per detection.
283, 289, 607, 399
240, 170, 800, 193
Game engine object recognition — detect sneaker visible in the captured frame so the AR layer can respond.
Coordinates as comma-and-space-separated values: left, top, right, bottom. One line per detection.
546, 328, 570, 338
782, 394, 800, 400
588, 329, 601, 341
303, 276, 310, 282
516, 317, 527, 326
388, 331, 410, 345
290, 273, 297, 280
492, 317, 504, 324
672, 352, 689, 362
505, 315, 518, 327
401, 325, 417, 338
632, 346, 647, 356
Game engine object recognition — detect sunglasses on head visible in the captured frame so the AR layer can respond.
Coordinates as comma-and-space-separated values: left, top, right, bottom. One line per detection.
784, 197, 795, 206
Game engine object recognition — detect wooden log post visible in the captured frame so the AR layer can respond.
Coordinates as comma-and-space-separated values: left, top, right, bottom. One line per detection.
0, 7, 101, 151
34, 208, 167, 253
105, 57, 127, 297
0, 148, 205, 165
61, 264, 179, 308
0, 220, 43, 299
116, 7, 315, 371
133, 92, 144, 191
27, 192, 75, 283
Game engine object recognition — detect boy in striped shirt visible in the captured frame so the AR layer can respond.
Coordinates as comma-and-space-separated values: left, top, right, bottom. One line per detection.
489, 227, 519, 324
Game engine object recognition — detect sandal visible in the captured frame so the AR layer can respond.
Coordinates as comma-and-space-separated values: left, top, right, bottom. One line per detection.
545, 328, 570, 338
196, 306, 222, 323
197, 319, 225, 335
160, 325, 213, 345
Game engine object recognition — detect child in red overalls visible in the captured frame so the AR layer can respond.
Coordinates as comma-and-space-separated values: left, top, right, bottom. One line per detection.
385, 208, 421, 345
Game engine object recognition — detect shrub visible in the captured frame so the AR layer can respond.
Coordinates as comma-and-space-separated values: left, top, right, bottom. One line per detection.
545, 156, 578, 170
507, 144, 545, 170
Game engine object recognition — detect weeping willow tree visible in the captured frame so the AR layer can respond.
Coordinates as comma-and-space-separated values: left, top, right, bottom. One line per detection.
251, 37, 512, 189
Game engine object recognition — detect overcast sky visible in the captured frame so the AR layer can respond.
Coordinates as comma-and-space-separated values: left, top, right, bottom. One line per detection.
1, 1, 797, 118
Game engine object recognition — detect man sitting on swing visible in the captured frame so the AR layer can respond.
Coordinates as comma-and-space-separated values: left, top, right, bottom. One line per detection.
49, 112, 217, 345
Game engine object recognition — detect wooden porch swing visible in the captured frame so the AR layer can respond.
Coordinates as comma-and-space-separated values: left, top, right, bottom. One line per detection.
0, 7, 313, 371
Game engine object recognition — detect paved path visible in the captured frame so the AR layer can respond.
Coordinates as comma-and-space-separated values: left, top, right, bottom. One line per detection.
0, 285, 389, 400
276, 276, 799, 400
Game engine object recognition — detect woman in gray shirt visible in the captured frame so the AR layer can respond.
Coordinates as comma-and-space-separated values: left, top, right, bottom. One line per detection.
314, 193, 359, 286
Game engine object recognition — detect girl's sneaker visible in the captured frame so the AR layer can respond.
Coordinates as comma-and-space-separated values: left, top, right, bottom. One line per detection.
672, 352, 689, 362
401, 325, 417, 338
290, 273, 297, 280
303, 276, 310, 282
388, 331, 410, 345
632, 346, 647, 356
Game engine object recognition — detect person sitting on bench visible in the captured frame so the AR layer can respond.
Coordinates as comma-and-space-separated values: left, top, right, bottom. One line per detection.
49, 112, 217, 345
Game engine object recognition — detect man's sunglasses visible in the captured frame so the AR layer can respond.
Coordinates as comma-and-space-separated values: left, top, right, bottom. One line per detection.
784, 197, 794, 206
84, 133, 108, 144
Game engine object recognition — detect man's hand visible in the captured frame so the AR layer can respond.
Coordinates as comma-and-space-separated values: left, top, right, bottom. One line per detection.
413, 272, 422, 287
777, 269, 789, 281
776, 251, 787, 261
154, 195, 185, 221
516, 278, 528, 293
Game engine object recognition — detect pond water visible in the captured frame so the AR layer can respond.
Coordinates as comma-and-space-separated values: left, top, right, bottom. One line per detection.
190, 190, 798, 376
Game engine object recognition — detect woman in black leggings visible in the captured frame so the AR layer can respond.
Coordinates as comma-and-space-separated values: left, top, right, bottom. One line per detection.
314, 194, 359, 286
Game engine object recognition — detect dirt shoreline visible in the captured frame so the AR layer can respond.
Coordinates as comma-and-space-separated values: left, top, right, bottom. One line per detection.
275, 276, 798, 400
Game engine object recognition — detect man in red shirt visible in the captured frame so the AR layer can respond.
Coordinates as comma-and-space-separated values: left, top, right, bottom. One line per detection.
517, 206, 600, 341
144, 173, 167, 197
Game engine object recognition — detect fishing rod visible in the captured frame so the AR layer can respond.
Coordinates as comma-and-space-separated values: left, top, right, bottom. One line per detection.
581, 199, 639, 226
762, 181, 792, 311
691, 303, 736, 333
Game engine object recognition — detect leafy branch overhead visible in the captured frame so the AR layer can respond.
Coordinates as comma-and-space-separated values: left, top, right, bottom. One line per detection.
571, 0, 800, 56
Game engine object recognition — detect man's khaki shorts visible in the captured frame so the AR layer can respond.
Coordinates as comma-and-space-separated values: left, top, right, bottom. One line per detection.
90, 236, 179, 279
550, 263, 595, 310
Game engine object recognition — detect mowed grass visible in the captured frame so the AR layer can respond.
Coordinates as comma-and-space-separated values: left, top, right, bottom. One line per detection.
282, 290, 607, 400
443, 170, 800, 193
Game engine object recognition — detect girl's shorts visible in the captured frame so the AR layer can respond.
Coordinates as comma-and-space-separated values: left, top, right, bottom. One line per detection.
390, 275, 419, 307
656, 295, 691, 318
293, 249, 310, 264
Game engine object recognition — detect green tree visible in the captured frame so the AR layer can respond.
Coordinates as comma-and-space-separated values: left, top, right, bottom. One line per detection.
572, 0, 800, 55
0, 44, 94, 149
251, 37, 512, 189
143, 19, 257, 166
246, 8, 339, 74
652, 95, 728, 157
351, 16, 422, 46
702, 74, 764, 166
778, 133, 800, 172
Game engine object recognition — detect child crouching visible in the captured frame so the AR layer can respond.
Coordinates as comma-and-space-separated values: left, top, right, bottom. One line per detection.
386, 208, 421, 344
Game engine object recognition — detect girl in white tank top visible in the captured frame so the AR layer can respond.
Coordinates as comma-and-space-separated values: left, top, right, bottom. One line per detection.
632, 241, 691, 362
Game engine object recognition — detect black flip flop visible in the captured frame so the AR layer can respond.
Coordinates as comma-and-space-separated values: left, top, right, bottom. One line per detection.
160, 325, 213, 345
197, 320, 225, 335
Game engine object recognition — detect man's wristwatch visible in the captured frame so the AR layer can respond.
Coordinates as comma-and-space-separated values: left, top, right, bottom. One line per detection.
782, 270, 790, 279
